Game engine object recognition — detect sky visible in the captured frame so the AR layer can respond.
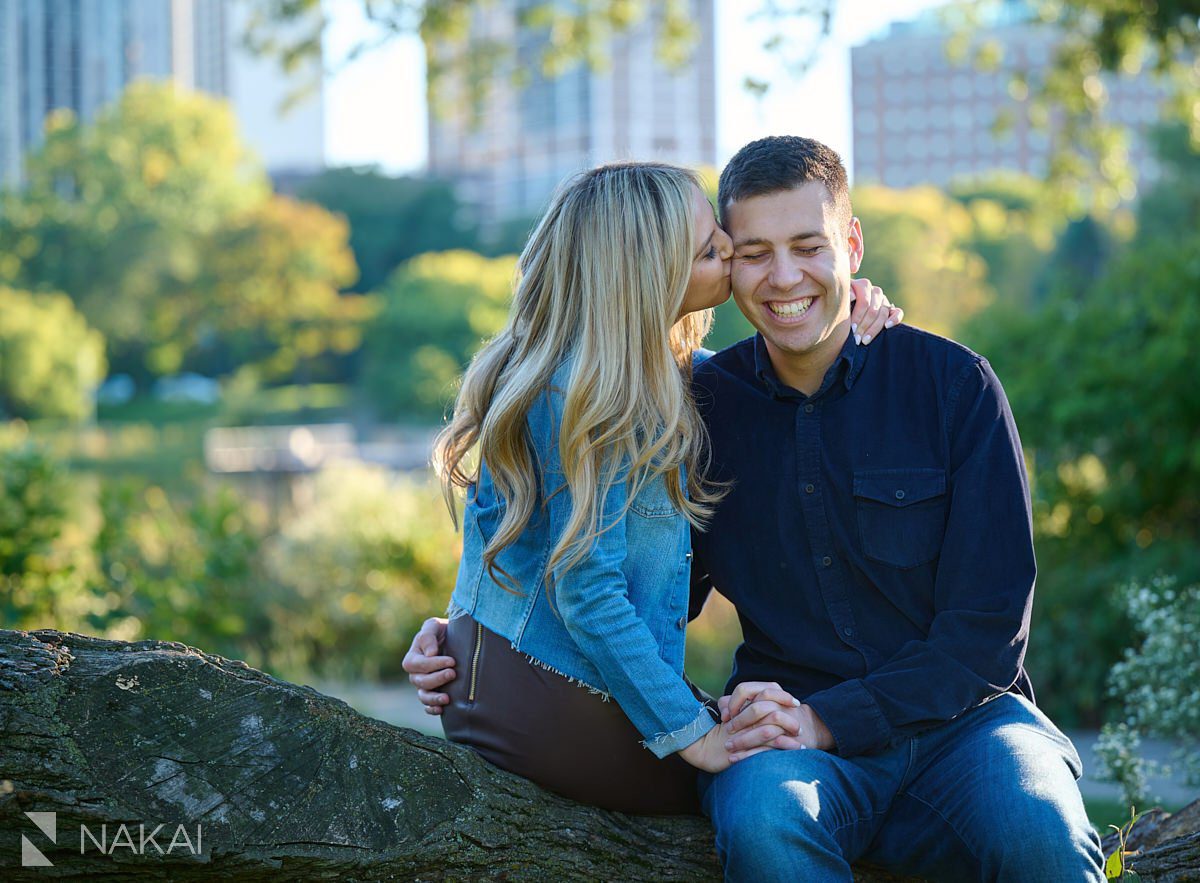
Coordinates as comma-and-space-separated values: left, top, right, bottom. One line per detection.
322, 0, 949, 178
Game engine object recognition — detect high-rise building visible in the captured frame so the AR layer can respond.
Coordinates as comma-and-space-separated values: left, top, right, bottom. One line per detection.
0, 0, 323, 189
427, 0, 717, 226
850, 6, 1170, 188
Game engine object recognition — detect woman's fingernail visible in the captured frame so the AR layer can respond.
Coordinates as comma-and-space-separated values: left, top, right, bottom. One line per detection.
800, 745, 808, 750
863, 334, 872, 344
725, 742, 733, 750
885, 320, 894, 329
792, 698, 801, 706
851, 323, 858, 334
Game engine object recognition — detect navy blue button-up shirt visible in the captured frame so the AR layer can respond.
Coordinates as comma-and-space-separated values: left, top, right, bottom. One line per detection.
690, 326, 1036, 758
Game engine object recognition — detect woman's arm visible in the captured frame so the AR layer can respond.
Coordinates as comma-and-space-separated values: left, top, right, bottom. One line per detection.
544, 462, 724, 762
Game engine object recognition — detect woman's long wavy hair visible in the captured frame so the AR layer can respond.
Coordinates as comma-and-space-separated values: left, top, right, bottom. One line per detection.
433, 161, 722, 591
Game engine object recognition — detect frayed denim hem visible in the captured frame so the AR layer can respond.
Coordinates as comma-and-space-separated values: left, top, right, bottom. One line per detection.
643, 705, 718, 758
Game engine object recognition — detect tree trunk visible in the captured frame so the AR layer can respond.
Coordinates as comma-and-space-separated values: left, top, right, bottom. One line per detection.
0, 629, 1194, 880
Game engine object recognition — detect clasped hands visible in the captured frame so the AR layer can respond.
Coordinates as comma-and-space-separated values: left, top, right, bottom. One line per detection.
678, 680, 836, 773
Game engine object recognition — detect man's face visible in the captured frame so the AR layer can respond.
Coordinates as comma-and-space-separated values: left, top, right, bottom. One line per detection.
724, 182, 864, 366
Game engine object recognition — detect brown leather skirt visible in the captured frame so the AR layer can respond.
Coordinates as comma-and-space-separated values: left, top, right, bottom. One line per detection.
440, 613, 709, 815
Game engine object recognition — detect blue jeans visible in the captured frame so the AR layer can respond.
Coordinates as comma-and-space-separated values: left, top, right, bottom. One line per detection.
699, 693, 1104, 882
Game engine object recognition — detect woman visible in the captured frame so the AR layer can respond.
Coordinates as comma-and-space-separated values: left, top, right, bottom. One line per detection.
422, 162, 898, 814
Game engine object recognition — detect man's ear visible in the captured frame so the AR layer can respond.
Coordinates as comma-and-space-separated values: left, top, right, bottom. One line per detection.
847, 217, 865, 274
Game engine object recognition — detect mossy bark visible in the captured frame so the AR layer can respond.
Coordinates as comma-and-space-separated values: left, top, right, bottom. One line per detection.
1, 629, 1194, 881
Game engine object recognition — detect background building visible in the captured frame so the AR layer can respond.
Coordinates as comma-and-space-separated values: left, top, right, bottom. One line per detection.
0, 0, 323, 189
850, 4, 1170, 188
427, 0, 717, 227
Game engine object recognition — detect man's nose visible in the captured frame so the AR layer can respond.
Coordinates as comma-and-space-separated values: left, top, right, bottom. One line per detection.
768, 255, 804, 291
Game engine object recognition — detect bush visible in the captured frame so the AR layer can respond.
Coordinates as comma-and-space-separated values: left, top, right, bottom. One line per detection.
263, 462, 461, 680
0, 287, 106, 422
0, 439, 96, 627
89, 479, 275, 665
1095, 576, 1200, 807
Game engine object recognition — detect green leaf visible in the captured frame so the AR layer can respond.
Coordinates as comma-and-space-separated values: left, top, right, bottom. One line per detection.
1104, 846, 1124, 879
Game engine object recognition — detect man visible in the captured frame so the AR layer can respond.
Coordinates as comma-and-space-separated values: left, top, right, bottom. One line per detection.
405, 136, 1104, 881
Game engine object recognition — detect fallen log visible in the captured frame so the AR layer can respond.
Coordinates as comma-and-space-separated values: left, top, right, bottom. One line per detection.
1100, 801, 1200, 882
0, 629, 1193, 880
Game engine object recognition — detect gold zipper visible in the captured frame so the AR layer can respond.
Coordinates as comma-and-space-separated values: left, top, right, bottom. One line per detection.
467, 621, 483, 702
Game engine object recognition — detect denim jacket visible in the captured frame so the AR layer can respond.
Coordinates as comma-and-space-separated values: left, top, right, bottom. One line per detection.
447, 359, 715, 758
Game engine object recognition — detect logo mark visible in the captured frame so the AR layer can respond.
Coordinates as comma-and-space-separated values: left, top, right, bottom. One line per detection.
21, 811, 56, 867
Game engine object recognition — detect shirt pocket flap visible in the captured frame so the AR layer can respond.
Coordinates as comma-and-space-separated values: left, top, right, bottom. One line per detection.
853, 468, 946, 508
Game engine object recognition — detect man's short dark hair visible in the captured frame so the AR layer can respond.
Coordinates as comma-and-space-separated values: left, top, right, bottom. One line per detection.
718, 135, 851, 226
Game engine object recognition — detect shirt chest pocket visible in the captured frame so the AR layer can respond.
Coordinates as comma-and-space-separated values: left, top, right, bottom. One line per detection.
853, 468, 947, 569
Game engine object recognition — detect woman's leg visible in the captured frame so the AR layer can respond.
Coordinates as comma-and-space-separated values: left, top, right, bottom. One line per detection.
441, 614, 704, 815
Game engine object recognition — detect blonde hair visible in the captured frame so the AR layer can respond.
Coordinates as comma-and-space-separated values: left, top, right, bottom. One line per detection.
434, 161, 720, 591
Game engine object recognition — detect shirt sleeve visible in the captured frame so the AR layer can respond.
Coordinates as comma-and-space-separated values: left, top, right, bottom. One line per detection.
540, 396, 715, 759
805, 358, 1036, 757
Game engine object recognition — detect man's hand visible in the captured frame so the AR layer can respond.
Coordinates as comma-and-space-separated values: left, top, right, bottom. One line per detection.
721, 681, 836, 757
401, 617, 455, 715
848, 276, 903, 346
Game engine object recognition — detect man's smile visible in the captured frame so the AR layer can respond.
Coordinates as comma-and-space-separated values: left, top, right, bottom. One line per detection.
765, 295, 817, 322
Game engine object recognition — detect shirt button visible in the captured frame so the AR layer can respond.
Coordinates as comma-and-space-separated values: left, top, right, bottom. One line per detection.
843, 627, 853, 637
822, 556, 832, 567
805, 483, 815, 494
804, 404, 815, 413
895, 489, 906, 500
677, 616, 687, 629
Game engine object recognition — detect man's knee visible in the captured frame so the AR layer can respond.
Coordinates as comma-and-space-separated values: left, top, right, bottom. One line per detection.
707, 763, 823, 843
703, 757, 852, 881
980, 782, 1103, 879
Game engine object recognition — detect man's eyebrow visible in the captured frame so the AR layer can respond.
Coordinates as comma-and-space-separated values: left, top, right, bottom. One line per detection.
733, 231, 826, 249
693, 230, 715, 259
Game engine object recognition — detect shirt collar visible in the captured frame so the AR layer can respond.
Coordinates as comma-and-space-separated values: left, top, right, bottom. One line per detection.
752, 330, 865, 401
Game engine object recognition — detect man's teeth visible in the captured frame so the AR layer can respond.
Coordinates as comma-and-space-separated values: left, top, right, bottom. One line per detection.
768, 297, 814, 317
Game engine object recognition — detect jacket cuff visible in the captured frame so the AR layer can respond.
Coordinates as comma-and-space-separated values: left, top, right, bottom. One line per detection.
642, 703, 717, 759
804, 679, 891, 758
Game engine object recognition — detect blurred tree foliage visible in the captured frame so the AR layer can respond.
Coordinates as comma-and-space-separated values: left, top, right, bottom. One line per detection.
296, 168, 480, 293
0, 287, 106, 421
0, 437, 460, 683
960, 125, 1200, 724
947, 173, 1062, 308
939, 0, 1200, 213
852, 185, 993, 337
186, 195, 367, 381
0, 82, 360, 386
362, 250, 516, 420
